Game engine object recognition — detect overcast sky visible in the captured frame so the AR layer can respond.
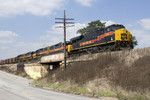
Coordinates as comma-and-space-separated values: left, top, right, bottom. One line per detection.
0, 0, 150, 59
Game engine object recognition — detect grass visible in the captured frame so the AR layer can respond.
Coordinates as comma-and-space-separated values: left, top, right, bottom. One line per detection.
31, 80, 67, 90
96, 91, 148, 100
45, 83, 57, 88
31, 80, 87, 94
117, 93, 148, 100
31, 80, 149, 100
44, 83, 67, 89
73, 87, 88, 93
30, 80, 43, 86
57, 84, 67, 89
96, 91, 117, 97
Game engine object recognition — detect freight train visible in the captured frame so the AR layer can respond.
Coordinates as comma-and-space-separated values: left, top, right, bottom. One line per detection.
0, 24, 133, 65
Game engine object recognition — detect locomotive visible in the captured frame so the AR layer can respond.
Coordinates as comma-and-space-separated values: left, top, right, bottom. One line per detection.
70, 24, 131, 53
0, 24, 132, 65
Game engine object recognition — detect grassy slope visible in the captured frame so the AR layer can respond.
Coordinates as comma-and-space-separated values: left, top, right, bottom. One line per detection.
34, 47, 150, 100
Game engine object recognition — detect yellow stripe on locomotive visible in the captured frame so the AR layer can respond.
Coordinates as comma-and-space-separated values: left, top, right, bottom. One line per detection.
68, 45, 73, 52
47, 46, 50, 54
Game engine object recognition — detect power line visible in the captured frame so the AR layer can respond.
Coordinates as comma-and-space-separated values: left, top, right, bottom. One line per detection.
55, 10, 74, 71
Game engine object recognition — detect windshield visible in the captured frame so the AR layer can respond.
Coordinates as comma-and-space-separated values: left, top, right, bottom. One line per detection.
111, 26, 124, 31
106, 25, 125, 32
110, 25, 125, 31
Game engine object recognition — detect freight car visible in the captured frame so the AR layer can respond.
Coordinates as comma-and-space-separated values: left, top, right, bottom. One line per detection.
1, 24, 133, 65
1, 60, 5, 65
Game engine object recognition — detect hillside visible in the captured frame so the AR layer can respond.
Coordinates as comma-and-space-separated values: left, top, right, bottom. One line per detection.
34, 47, 150, 100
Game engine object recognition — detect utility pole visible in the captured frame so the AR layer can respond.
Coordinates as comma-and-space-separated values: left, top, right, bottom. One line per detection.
55, 10, 74, 71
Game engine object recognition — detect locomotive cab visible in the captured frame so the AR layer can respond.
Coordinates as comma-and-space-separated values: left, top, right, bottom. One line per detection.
105, 24, 132, 49
110, 24, 132, 49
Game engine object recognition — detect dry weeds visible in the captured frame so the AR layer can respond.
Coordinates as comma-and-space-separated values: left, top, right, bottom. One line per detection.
42, 47, 150, 99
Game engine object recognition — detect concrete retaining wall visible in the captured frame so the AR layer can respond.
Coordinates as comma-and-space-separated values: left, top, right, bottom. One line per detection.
24, 63, 48, 79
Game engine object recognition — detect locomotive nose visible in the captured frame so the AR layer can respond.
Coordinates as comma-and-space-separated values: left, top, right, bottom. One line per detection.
115, 28, 131, 41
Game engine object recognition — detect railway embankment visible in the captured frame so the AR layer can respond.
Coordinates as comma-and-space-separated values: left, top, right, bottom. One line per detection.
0, 47, 150, 100
31, 47, 150, 100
